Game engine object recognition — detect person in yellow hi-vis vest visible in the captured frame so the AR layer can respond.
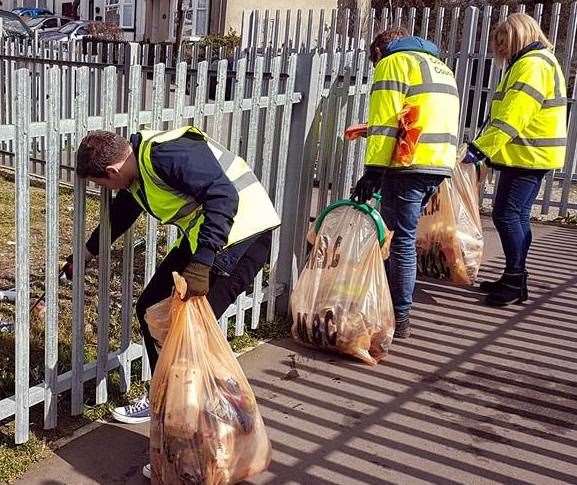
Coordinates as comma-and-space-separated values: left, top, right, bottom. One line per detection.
350, 27, 460, 339
63, 127, 280, 479
463, 13, 567, 307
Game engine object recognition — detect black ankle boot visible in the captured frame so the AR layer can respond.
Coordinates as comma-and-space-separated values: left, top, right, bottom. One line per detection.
479, 270, 528, 294
485, 272, 528, 307
479, 276, 505, 293
394, 316, 411, 339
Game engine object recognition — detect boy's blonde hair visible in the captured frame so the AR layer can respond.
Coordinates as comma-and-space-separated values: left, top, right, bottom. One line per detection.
492, 13, 553, 64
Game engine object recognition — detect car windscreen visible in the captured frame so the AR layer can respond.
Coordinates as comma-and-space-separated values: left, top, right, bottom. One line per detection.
26, 17, 46, 27
58, 22, 80, 34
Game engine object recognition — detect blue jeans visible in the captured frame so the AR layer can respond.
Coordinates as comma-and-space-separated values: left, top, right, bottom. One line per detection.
492, 169, 546, 274
380, 173, 445, 319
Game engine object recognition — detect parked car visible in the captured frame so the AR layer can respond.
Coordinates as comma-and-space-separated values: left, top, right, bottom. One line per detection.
38, 20, 90, 42
0, 9, 33, 37
26, 15, 71, 33
12, 7, 52, 18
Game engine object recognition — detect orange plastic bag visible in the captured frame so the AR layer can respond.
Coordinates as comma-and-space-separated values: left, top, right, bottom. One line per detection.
344, 123, 368, 141
145, 299, 171, 351
416, 160, 484, 285
392, 104, 422, 167
149, 274, 271, 484
291, 204, 395, 366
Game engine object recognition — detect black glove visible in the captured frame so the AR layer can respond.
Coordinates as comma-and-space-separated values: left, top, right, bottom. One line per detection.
351, 167, 384, 203
62, 254, 74, 281
181, 262, 211, 300
62, 249, 94, 280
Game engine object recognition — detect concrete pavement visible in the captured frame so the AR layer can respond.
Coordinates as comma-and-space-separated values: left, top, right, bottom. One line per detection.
18, 220, 577, 484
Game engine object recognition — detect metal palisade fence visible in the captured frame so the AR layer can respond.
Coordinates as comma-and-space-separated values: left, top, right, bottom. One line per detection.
0, 3, 576, 444
0, 53, 307, 444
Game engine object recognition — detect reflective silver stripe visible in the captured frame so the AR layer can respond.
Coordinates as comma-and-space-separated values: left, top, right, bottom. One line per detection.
367, 126, 400, 137
206, 137, 237, 172
523, 52, 563, 99
492, 90, 564, 108
408, 83, 459, 97
218, 150, 236, 172
419, 133, 458, 146
412, 53, 433, 84
371, 80, 410, 94
368, 126, 457, 146
510, 82, 545, 105
168, 199, 199, 223
492, 91, 505, 101
491, 119, 519, 139
526, 51, 556, 68
543, 97, 567, 108
231, 171, 258, 191
512, 137, 567, 147
553, 67, 562, 99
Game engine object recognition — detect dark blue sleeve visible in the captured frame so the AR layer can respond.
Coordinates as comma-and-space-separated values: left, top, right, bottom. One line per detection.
151, 136, 238, 267
86, 189, 143, 256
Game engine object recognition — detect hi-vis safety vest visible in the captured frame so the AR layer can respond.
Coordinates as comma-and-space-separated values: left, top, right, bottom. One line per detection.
474, 48, 567, 170
128, 126, 281, 255
365, 51, 460, 175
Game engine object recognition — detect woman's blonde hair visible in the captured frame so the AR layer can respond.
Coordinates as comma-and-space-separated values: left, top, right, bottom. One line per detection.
492, 13, 553, 64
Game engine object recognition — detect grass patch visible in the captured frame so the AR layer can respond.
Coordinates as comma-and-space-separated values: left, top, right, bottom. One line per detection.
0, 435, 49, 484
0, 168, 164, 399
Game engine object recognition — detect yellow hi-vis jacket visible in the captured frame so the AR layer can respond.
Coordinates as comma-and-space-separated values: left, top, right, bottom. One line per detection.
128, 126, 281, 256
365, 51, 460, 176
473, 48, 567, 170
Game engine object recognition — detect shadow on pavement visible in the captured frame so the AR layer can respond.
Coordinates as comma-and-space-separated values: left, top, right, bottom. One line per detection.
19, 224, 577, 484
33, 423, 149, 485
246, 225, 577, 484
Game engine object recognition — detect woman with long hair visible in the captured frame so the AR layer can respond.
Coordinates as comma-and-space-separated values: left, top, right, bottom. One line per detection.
464, 13, 567, 307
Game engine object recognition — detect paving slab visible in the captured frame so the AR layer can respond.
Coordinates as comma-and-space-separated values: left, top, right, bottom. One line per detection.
18, 221, 577, 484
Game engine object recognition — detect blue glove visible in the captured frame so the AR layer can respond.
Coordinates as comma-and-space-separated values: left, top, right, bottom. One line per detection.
462, 144, 486, 165
462, 149, 480, 164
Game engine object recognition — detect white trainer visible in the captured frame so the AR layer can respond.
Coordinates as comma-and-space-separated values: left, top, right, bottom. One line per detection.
111, 395, 150, 424
142, 463, 151, 479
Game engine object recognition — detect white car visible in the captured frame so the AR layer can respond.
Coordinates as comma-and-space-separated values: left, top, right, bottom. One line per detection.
26, 15, 72, 33
38, 20, 90, 42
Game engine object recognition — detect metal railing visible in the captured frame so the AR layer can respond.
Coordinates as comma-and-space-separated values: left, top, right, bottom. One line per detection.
0, 52, 303, 444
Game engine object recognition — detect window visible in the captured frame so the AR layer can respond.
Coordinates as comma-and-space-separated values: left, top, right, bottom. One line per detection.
105, 0, 134, 29
182, 0, 208, 38
44, 18, 58, 28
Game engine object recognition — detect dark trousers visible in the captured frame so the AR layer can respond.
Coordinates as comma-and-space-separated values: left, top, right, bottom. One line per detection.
135, 231, 272, 374
380, 173, 445, 318
492, 169, 546, 274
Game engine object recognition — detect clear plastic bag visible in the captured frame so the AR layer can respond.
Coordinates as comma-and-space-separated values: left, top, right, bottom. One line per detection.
292, 204, 395, 366
149, 274, 271, 484
416, 161, 484, 285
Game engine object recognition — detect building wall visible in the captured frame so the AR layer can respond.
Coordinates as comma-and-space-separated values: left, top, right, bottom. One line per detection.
225, 1, 338, 36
